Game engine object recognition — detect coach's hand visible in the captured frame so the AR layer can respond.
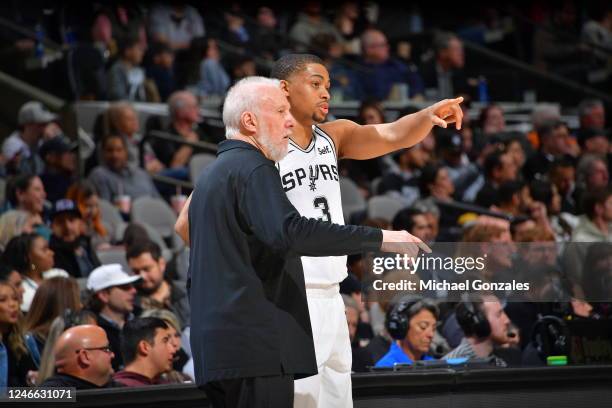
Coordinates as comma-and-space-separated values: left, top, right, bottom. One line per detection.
380, 230, 431, 259
427, 96, 464, 130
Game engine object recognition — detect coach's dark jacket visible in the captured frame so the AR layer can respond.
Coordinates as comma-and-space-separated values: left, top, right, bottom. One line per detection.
189, 139, 382, 384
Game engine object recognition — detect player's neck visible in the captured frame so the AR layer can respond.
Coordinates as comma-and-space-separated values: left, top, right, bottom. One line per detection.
290, 120, 315, 149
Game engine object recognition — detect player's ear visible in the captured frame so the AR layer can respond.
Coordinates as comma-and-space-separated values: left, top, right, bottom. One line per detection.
279, 80, 290, 96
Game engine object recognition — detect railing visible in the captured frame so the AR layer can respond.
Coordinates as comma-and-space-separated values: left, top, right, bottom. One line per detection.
31, 364, 612, 408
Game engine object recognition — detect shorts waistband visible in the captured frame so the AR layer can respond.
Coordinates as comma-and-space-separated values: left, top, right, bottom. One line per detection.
305, 283, 340, 298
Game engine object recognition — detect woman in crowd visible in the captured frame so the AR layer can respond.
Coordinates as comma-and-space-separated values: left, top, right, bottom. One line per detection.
66, 182, 110, 249
419, 162, 456, 203
22, 277, 82, 368
0, 210, 40, 252
1, 233, 55, 312
5, 174, 50, 240
0, 280, 36, 386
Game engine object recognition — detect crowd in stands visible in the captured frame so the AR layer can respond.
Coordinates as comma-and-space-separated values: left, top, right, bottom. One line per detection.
0, 0, 610, 392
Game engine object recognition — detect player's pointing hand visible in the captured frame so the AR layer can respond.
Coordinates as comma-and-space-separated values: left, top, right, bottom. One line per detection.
428, 96, 464, 130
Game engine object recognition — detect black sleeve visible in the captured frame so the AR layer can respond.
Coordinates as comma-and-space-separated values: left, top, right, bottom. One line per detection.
241, 164, 382, 256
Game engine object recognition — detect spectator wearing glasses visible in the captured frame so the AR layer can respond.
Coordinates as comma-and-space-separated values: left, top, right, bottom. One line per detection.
38, 325, 119, 389
113, 317, 177, 387
85, 264, 141, 371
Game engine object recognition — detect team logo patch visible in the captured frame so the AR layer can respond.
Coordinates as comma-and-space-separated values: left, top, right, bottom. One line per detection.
309, 165, 319, 191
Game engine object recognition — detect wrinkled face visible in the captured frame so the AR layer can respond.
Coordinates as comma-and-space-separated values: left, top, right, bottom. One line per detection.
102, 137, 128, 171
52, 213, 82, 244
283, 63, 330, 125
405, 309, 437, 355
128, 252, 165, 294
30, 236, 54, 273
256, 87, 296, 162
482, 298, 510, 344
345, 306, 358, 342
19, 177, 46, 215
149, 328, 176, 374
0, 284, 20, 325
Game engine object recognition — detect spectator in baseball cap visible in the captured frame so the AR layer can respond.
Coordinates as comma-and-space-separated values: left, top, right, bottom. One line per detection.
85, 264, 141, 370
49, 199, 101, 278
1, 101, 58, 175
39, 137, 78, 203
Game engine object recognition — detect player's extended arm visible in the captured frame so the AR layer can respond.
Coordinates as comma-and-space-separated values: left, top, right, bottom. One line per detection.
175, 192, 192, 246
322, 97, 464, 160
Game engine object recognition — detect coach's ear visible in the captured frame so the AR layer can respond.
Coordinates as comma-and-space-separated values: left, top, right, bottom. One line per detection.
241, 111, 258, 134
279, 80, 290, 96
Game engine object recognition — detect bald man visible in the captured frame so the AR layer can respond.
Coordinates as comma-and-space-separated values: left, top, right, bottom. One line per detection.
39, 325, 119, 389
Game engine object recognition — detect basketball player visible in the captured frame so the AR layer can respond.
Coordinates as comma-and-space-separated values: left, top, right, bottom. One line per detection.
176, 54, 463, 408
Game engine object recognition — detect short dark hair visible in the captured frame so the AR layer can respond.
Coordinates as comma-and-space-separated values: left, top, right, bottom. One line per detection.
483, 151, 505, 179
433, 31, 458, 53
120, 317, 168, 365
392, 208, 425, 233
126, 240, 162, 262
582, 187, 612, 219
6, 174, 37, 206
537, 119, 565, 140
499, 181, 525, 205
530, 180, 554, 208
270, 54, 324, 80
101, 133, 127, 149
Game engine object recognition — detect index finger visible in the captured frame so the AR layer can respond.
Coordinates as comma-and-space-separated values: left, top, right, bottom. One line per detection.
417, 241, 432, 254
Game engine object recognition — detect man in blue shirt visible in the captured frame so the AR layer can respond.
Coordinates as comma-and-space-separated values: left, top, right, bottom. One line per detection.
376, 298, 439, 367
356, 29, 425, 101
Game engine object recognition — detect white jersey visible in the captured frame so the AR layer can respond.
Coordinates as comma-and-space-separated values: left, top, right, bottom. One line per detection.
277, 125, 347, 286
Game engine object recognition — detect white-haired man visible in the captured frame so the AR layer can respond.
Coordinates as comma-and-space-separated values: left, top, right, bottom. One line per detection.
187, 76, 427, 408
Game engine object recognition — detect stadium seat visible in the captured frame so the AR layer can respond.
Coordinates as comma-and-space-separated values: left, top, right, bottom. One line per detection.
367, 195, 405, 222
189, 153, 216, 181
98, 199, 127, 243
340, 177, 366, 223
95, 247, 129, 273
130, 197, 178, 242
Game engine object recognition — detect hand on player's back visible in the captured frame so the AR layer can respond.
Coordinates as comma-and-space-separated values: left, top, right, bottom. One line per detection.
380, 230, 432, 259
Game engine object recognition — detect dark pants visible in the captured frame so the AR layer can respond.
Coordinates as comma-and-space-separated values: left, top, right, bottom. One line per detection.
203, 374, 294, 408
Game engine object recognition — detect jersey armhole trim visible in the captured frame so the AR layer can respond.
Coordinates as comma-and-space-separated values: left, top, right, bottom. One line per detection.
314, 125, 338, 161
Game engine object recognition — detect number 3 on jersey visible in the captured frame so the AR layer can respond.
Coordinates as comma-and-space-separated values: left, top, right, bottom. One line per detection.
313, 196, 331, 223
